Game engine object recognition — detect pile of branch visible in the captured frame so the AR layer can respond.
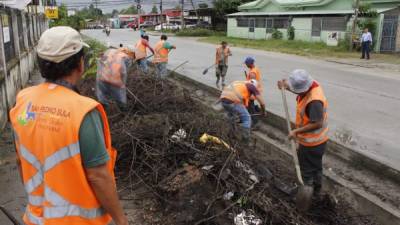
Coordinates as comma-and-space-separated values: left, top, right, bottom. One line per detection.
79, 73, 375, 225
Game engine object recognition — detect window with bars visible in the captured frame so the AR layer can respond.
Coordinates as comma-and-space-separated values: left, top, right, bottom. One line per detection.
237, 18, 249, 27
322, 17, 347, 31
312, 17, 322, 37
255, 18, 265, 28
1, 11, 16, 62
26, 14, 32, 48
17, 12, 25, 52
274, 18, 289, 29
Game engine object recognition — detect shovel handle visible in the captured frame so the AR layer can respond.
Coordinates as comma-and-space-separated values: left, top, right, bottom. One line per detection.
0, 206, 22, 225
280, 88, 304, 186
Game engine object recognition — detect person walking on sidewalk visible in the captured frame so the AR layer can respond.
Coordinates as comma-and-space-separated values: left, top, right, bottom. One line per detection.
96, 46, 135, 111
220, 79, 266, 142
10, 26, 128, 225
277, 69, 329, 196
360, 28, 372, 60
215, 41, 232, 88
244, 56, 263, 127
153, 34, 176, 79
135, 35, 154, 74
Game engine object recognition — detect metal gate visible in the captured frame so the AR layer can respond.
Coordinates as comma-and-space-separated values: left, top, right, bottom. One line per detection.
248, 18, 255, 39
380, 15, 398, 52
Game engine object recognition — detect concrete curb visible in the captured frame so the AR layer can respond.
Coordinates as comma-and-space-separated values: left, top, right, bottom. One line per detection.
169, 71, 400, 225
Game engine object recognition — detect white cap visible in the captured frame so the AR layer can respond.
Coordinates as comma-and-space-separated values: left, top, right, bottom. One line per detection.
249, 79, 258, 87
288, 69, 313, 94
37, 26, 89, 63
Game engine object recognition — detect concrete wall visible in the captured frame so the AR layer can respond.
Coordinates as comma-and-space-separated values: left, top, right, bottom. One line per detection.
291, 18, 312, 41
0, 7, 47, 129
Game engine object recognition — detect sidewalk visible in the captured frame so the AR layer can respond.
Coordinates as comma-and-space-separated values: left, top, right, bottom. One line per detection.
327, 58, 400, 73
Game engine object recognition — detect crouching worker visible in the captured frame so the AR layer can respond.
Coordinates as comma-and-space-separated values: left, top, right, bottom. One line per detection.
220, 79, 266, 142
277, 69, 328, 196
10, 26, 128, 225
96, 46, 135, 111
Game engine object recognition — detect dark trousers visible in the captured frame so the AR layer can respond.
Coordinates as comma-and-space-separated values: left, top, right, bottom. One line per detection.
297, 142, 326, 193
247, 100, 260, 126
361, 41, 371, 59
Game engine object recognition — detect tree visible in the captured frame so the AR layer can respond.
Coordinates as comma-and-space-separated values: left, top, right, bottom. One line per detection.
49, 4, 86, 31
213, 0, 252, 16
151, 5, 158, 14
111, 9, 119, 17
120, 5, 138, 14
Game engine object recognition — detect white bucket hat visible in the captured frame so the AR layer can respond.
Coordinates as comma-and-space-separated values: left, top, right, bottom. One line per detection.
37, 26, 89, 63
288, 69, 313, 94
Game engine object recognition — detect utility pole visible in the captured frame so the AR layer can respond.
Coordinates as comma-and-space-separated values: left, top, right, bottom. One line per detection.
160, 0, 163, 31
180, 0, 184, 29
350, 0, 360, 51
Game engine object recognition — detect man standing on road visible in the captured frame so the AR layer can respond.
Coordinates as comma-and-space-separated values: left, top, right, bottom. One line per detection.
220, 79, 266, 142
135, 35, 154, 74
97, 46, 135, 111
153, 34, 176, 79
244, 57, 263, 127
10, 26, 128, 225
360, 28, 372, 60
277, 69, 328, 196
215, 41, 232, 88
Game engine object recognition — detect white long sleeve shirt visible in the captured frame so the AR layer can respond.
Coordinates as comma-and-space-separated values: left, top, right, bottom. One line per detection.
361, 32, 373, 43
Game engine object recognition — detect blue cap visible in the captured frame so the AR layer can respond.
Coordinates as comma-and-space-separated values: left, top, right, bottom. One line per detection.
244, 57, 255, 65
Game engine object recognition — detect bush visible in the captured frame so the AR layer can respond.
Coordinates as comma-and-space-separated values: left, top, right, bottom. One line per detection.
175, 28, 225, 37
82, 38, 107, 78
287, 26, 295, 40
272, 29, 283, 40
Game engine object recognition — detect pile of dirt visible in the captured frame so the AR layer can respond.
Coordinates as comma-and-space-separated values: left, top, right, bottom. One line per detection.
79, 73, 375, 225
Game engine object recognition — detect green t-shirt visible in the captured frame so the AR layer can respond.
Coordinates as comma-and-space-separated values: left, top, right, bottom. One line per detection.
79, 109, 110, 168
163, 42, 174, 50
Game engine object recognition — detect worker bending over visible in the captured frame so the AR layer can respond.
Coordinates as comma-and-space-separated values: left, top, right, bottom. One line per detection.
220, 79, 266, 141
97, 46, 135, 111
10, 27, 128, 225
135, 35, 154, 74
153, 34, 176, 79
277, 69, 328, 196
244, 56, 263, 126
215, 41, 232, 88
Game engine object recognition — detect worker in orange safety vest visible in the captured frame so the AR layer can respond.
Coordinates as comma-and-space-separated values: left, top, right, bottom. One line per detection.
220, 79, 266, 142
9, 26, 128, 225
215, 41, 232, 88
153, 34, 176, 79
277, 69, 328, 196
96, 45, 135, 111
135, 35, 154, 74
244, 56, 263, 127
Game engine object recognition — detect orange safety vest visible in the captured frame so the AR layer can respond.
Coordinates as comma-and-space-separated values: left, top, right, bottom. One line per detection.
295, 84, 329, 147
215, 46, 230, 65
153, 40, 169, 63
10, 83, 117, 225
246, 67, 263, 99
98, 49, 129, 88
220, 81, 251, 107
135, 39, 147, 60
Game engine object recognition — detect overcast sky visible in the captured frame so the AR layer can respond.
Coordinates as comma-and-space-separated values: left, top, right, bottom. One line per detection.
57, 0, 214, 13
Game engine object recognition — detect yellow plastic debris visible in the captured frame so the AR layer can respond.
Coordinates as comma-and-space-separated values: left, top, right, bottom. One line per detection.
199, 133, 231, 150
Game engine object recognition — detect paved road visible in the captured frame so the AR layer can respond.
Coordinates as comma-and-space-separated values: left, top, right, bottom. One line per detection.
83, 29, 400, 171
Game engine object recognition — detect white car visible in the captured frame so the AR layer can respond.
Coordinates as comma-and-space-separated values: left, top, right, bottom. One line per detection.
155, 23, 181, 31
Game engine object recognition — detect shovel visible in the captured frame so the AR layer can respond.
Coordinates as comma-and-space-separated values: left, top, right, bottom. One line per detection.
280, 88, 313, 212
202, 63, 215, 75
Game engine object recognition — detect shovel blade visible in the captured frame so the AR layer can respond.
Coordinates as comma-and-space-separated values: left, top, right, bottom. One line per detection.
202, 69, 208, 75
295, 185, 314, 212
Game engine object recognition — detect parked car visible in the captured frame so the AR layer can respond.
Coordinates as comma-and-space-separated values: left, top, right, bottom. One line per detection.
127, 22, 138, 30
155, 23, 181, 31
140, 21, 155, 29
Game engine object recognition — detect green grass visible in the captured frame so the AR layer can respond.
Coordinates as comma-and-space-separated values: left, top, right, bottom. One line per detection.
175, 28, 226, 37
82, 37, 107, 78
199, 36, 400, 63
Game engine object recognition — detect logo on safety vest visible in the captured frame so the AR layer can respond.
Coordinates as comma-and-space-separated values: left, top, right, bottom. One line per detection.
17, 102, 36, 126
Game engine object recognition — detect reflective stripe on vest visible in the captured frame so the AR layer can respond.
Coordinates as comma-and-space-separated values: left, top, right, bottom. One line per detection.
295, 85, 329, 146
153, 41, 169, 63
19, 142, 106, 222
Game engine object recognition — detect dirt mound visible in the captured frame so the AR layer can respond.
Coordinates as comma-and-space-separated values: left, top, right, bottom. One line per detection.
79, 73, 375, 225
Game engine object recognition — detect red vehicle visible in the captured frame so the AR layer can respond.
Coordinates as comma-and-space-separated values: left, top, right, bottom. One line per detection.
127, 22, 138, 30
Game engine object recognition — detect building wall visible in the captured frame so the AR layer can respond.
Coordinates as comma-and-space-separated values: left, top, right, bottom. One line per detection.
0, 8, 46, 130
291, 18, 312, 41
